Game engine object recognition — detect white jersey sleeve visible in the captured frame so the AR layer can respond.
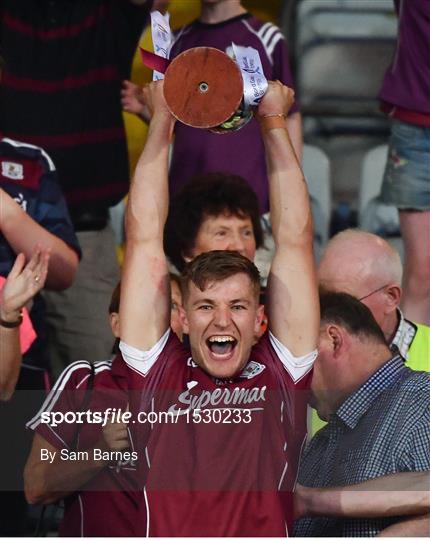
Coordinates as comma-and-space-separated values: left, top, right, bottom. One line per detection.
119, 329, 171, 376
269, 331, 317, 383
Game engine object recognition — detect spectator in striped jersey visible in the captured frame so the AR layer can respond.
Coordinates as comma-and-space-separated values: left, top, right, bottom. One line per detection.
0, 135, 81, 536
0, 56, 80, 530
0, 0, 153, 380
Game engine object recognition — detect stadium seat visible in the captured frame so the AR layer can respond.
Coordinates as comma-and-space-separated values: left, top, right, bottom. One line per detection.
281, 0, 397, 213
293, 0, 397, 116
295, 0, 397, 49
303, 143, 332, 252
298, 40, 396, 117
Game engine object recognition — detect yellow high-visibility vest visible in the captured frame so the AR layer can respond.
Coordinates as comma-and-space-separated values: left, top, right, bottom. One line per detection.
406, 322, 430, 372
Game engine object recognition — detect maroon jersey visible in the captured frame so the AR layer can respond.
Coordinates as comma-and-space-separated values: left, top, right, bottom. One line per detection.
27, 357, 141, 537
121, 331, 315, 536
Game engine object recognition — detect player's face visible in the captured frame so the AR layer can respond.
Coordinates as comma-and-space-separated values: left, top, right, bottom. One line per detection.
180, 273, 264, 379
189, 212, 256, 262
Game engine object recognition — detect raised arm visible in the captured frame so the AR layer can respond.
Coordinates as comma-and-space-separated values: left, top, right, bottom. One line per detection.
286, 112, 303, 164
120, 81, 175, 350
259, 82, 319, 356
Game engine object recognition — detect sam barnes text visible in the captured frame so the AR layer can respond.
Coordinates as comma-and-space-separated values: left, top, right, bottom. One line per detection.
40, 448, 138, 464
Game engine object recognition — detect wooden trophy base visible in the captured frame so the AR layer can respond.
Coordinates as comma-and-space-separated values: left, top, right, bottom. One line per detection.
163, 47, 244, 129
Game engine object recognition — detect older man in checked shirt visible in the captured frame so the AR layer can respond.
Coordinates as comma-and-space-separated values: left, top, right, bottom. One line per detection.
295, 292, 430, 537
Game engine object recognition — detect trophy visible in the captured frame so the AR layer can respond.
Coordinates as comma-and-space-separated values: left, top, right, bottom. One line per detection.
142, 12, 267, 134
163, 46, 252, 134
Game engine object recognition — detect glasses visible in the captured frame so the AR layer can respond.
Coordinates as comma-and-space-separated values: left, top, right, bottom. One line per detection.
358, 284, 388, 302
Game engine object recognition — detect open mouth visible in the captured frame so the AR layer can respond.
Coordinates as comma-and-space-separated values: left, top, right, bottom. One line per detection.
206, 335, 238, 358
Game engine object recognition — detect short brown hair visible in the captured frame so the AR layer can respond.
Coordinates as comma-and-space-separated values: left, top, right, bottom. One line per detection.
180, 250, 261, 301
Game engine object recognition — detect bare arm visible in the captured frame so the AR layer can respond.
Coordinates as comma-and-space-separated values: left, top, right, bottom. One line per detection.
0, 189, 78, 290
259, 82, 319, 355
286, 111, 303, 164
24, 418, 130, 504
295, 472, 430, 519
0, 250, 49, 401
120, 81, 175, 350
0, 324, 20, 401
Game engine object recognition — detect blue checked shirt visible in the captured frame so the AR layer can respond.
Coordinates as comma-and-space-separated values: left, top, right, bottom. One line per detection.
295, 355, 430, 537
